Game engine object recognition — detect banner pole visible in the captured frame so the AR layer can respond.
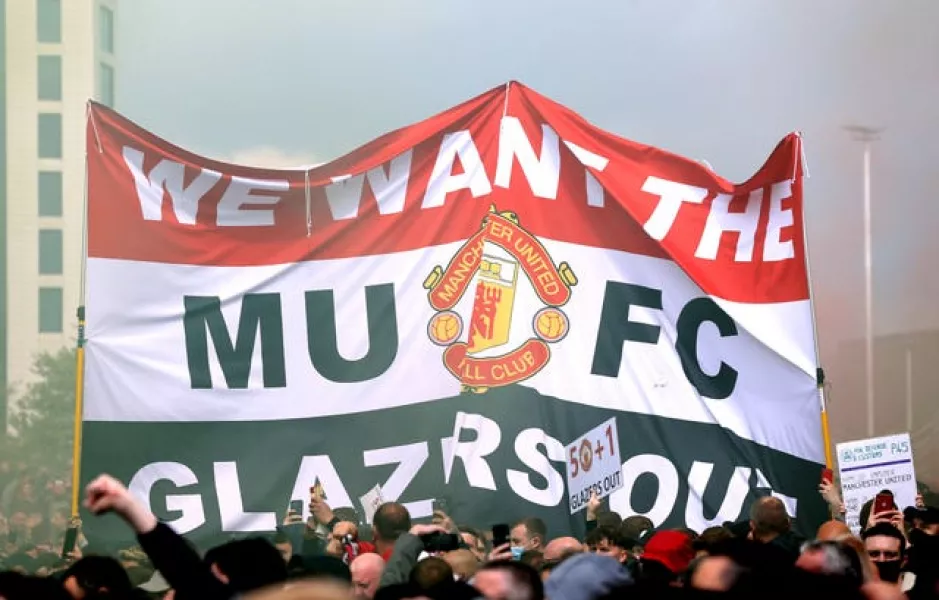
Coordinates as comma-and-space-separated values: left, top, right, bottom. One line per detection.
70, 307, 86, 517
70, 107, 94, 517
817, 369, 833, 469
794, 133, 833, 469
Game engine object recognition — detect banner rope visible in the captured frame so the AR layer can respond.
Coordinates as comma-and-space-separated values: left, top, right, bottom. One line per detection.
304, 169, 312, 237
795, 132, 833, 471
797, 131, 812, 179
86, 102, 103, 154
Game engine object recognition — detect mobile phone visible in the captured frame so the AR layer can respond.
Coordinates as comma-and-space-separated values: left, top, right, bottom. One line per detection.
422, 532, 461, 553
433, 497, 450, 514
310, 478, 326, 501
874, 492, 894, 515
288, 499, 304, 516
61, 525, 79, 558
821, 468, 834, 485
492, 524, 510, 549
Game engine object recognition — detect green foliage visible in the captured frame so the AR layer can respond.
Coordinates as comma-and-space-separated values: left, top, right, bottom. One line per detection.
5, 348, 76, 473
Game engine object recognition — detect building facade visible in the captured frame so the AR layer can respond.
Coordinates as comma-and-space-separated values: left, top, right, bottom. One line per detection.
1, 0, 116, 430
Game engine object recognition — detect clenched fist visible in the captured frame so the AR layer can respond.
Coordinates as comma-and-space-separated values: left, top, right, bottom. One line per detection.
84, 474, 157, 534
85, 475, 134, 515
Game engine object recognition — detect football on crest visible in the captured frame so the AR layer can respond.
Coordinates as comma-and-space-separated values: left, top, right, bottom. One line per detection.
534, 308, 568, 342
429, 311, 462, 345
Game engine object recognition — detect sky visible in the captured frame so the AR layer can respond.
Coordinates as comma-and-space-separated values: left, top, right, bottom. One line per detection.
113, 0, 939, 450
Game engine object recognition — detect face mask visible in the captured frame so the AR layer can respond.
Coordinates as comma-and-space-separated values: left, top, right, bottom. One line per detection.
510, 546, 525, 561
874, 560, 902, 583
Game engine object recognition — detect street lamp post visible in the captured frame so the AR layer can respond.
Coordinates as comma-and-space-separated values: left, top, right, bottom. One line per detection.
844, 125, 881, 438
906, 348, 913, 433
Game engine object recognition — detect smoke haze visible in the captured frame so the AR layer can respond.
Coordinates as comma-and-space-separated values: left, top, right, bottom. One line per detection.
115, 0, 939, 482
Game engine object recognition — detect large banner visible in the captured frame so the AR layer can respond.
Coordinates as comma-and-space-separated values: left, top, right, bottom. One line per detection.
83, 82, 826, 547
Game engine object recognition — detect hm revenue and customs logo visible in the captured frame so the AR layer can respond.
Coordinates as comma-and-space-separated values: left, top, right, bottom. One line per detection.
423, 206, 577, 394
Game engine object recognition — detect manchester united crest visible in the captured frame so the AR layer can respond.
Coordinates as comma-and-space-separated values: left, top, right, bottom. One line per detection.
579, 439, 594, 473
423, 206, 577, 393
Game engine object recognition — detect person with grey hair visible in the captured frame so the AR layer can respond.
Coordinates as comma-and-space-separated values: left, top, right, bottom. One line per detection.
795, 539, 865, 588
544, 553, 632, 600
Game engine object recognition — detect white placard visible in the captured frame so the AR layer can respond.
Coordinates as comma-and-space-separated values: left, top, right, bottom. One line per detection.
359, 484, 385, 525
565, 417, 623, 514
836, 433, 917, 533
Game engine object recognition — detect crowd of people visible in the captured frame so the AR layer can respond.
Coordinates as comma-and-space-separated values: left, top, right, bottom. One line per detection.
0, 467, 937, 599
0, 460, 76, 577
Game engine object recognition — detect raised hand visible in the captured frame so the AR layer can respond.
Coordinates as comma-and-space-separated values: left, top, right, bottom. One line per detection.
818, 481, 842, 508
84, 474, 157, 534
84, 474, 134, 516
432, 510, 457, 534
309, 497, 335, 525
283, 508, 303, 526
487, 542, 514, 563
410, 523, 447, 537
586, 490, 602, 521
866, 509, 902, 530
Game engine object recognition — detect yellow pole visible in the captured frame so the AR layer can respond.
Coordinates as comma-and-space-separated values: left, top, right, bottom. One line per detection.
70, 306, 86, 517
815, 369, 833, 469
820, 403, 834, 468
818, 369, 836, 520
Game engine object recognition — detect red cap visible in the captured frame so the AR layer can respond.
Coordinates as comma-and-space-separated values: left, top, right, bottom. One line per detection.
641, 531, 695, 574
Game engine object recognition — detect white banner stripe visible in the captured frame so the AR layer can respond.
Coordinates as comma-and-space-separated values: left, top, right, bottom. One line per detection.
85, 240, 820, 462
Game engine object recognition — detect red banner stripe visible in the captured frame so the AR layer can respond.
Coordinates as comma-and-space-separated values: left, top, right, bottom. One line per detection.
86, 83, 808, 304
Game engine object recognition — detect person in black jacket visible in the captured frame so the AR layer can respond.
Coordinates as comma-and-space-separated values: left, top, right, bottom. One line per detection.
61, 555, 134, 599
83, 474, 287, 600
0, 570, 73, 600
203, 537, 286, 593
749, 496, 805, 563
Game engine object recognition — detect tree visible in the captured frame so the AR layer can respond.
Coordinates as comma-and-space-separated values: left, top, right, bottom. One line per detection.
7, 347, 77, 474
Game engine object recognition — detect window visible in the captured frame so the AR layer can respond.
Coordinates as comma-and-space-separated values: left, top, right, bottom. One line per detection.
37, 0, 61, 43
39, 229, 63, 274
99, 63, 115, 107
99, 6, 114, 53
38, 55, 62, 100
38, 113, 62, 158
39, 171, 63, 216
39, 287, 63, 333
